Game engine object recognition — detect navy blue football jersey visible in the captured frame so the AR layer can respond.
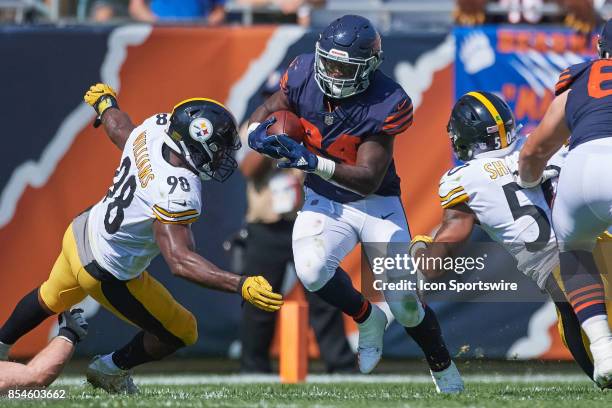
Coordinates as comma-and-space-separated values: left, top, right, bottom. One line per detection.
555, 59, 612, 150
281, 53, 412, 203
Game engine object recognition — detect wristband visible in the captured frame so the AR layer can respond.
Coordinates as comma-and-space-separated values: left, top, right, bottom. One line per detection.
517, 176, 542, 189
314, 156, 336, 180
247, 122, 261, 136
58, 327, 79, 344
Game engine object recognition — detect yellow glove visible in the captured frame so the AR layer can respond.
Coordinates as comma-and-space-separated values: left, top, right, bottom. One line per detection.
409, 235, 433, 258
84, 83, 119, 127
240, 276, 283, 312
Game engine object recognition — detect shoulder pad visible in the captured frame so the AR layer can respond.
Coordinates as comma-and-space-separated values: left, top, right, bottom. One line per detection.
381, 93, 414, 136
439, 165, 470, 209
555, 61, 592, 96
281, 54, 313, 94
150, 174, 202, 224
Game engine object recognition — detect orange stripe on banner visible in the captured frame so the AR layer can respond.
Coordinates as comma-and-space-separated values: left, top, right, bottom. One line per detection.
570, 291, 605, 307
568, 284, 604, 300
556, 80, 570, 90
574, 299, 606, 314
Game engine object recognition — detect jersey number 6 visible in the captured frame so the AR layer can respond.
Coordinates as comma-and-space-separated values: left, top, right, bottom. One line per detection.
588, 60, 612, 99
103, 156, 137, 234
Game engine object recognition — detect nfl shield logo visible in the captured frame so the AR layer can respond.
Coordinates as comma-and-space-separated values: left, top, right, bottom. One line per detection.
324, 114, 334, 125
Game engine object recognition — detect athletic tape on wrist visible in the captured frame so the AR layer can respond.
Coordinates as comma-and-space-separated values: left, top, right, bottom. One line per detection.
314, 156, 336, 180
247, 122, 261, 135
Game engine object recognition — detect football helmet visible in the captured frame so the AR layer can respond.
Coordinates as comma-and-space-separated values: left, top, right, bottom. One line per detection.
315, 15, 383, 99
165, 98, 240, 182
598, 18, 612, 58
448, 91, 520, 162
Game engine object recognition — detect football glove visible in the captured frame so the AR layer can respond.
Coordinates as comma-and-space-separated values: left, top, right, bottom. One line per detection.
84, 83, 119, 128
247, 118, 283, 159
240, 276, 283, 312
263, 135, 318, 172
57, 308, 89, 344
409, 235, 433, 259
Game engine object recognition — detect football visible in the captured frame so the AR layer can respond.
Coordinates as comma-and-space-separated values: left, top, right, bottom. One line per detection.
266, 110, 305, 143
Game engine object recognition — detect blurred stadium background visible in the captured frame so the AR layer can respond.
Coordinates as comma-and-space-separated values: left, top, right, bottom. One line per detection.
1, 0, 612, 380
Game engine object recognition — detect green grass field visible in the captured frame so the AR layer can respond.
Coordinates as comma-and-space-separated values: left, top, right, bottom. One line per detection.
2, 374, 611, 407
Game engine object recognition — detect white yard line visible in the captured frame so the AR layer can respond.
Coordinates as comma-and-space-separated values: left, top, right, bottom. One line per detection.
55, 373, 590, 386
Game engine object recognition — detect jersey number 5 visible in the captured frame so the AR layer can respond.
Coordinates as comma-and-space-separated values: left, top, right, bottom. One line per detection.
103, 156, 137, 234
502, 182, 551, 253
588, 60, 612, 99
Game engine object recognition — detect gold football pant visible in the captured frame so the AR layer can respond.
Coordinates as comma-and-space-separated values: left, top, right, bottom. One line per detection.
39, 223, 197, 347
551, 232, 612, 379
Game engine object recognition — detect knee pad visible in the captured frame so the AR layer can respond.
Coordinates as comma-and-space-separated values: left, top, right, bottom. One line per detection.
387, 294, 425, 328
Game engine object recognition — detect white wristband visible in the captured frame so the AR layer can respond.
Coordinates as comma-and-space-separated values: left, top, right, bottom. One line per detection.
314, 156, 336, 180
518, 175, 542, 189
247, 122, 261, 136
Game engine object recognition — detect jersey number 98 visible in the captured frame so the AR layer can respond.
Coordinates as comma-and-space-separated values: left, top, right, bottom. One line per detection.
103, 156, 137, 234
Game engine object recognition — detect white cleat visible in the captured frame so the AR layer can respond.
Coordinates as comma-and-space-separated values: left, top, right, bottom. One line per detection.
431, 361, 464, 394
357, 304, 388, 374
86, 355, 138, 394
0, 341, 11, 361
591, 337, 612, 388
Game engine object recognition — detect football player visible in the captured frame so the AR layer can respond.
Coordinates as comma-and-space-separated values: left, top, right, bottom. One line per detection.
0, 309, 87, 391
518, 19, 612, 387
247, 15, 463, 393
0, 84, 283, 394
411, 91, 611, 387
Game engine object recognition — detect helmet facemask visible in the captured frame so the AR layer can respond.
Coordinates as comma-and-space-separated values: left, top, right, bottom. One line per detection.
314, 43, 382, 99
167, 104, 241, 182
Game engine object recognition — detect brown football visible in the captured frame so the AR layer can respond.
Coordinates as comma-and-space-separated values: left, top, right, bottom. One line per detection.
266, 110, 305, 143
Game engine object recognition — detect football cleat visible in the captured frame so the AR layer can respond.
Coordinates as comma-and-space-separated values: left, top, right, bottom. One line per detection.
431, 361, 464, 394
357, 304, 388, 374
0, 341, 10, 361
86, 355, 138, 394
590, 337, 612, 388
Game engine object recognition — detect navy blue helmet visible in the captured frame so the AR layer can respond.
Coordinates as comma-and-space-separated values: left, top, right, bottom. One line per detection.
598, 18, 612, 58
315, 15, 383, 99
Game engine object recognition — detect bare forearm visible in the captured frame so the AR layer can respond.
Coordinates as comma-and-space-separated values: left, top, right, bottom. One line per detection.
519, 91, 570, 183
249, 91, 291, 125
0, 337, 74, 390
101, 108, 135, 150
330, 163, 383, 196
172, 252, 241, 293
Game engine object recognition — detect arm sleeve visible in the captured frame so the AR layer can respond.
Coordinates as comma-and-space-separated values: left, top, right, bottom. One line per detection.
380, 94, 414, 136
439, 169, 469, 209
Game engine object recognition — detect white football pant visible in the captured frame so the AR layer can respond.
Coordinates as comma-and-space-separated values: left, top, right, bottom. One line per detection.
553, 138, 612, 252
292, 188, 425, 327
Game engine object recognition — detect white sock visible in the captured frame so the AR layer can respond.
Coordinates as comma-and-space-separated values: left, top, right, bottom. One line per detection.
98, 353, 124, 374
0, 341, 11, 361
582, 315, 612, 344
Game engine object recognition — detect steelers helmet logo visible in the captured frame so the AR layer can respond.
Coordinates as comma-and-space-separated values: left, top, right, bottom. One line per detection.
189, 118, 214, 142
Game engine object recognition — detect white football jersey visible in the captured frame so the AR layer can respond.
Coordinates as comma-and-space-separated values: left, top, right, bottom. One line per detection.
87, 114, 203, 280
438, 148, 567, 288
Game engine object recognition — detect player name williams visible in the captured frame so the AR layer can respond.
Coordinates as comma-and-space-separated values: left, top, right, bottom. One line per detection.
372, 279, 519, 293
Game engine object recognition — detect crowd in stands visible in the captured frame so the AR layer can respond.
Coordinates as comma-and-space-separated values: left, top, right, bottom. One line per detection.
0, 1, 609, 35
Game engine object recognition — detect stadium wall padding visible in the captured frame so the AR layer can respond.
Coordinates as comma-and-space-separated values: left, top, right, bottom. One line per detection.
0, 24, 572, 361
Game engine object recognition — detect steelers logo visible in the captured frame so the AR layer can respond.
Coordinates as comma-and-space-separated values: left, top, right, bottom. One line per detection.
189, 118, 214, 142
